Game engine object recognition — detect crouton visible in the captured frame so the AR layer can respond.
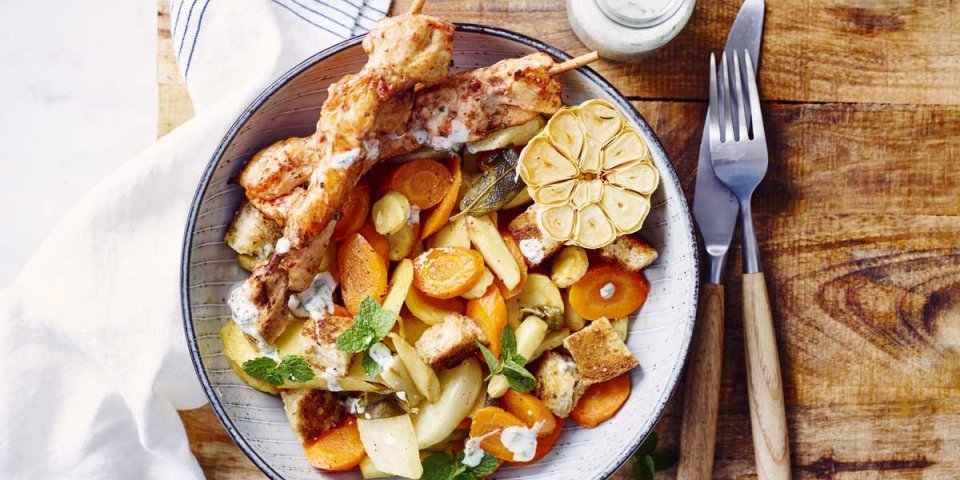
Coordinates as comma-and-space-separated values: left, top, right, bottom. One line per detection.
225, 202, 282, 257
228, 259, 290, 345
415, 313, 488, 369
597, 235, 658, 272
301, 315, 355, 376
281, 389, 342, 442
535, 351, 583, 418
507, 205, 562, 267
563, 317, 638, 386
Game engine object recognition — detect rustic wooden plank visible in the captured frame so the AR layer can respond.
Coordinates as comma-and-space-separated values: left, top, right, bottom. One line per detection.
390, 0, 960, 105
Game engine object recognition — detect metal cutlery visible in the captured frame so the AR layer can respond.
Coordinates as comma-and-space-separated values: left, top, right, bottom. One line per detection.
708, 49, 790, 480
679, 1, 763, 478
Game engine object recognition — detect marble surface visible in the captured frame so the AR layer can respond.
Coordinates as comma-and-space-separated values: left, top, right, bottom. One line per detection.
0, 0, 158, 286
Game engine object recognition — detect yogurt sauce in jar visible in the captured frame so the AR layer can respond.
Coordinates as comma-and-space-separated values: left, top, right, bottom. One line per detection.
568, 0, 695, 62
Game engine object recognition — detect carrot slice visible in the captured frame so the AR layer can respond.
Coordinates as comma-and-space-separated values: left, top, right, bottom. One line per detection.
358, 221, 389, 270
493, 229, 528, 299
507, 414, 562, 467
339, 233, 389, 315
501, 390, 557, 437
421, 156, 462, 239
332, 184, 370, 241
412, 247, 485, 299
570, 374, 631, 428
386, 159, 454, 209
331, 304, 350, 317
466, 285, 507, 357
469, 407, 527, 461
568, 264, 650, 320
302, 416, 365, 471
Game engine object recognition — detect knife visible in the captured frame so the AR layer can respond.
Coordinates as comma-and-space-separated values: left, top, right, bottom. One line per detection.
677, 1, 764, 479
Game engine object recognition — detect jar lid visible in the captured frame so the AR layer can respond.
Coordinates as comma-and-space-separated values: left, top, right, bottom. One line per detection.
595, 0, 687, 28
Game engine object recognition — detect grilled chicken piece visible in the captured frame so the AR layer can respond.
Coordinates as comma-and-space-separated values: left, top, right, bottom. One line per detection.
227, 258, 290, 345
412, 52, 563, 142
248, 187, 305, 226
363, 13, 455, 92
238, 136, 320, 201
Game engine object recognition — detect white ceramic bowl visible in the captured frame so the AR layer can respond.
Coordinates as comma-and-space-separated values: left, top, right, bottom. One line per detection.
182, 24, 699, 480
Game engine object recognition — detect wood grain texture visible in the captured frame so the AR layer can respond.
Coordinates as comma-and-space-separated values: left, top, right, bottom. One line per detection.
677, 283, 725, 480
742, 272, 790, 480
393, 0, 960, 105
159, 1, 960, 479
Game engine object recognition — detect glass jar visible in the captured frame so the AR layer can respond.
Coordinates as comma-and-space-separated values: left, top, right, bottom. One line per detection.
568, 0, 696, 62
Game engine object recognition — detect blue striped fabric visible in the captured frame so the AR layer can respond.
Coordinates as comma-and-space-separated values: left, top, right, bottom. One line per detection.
169, 0, 390, 82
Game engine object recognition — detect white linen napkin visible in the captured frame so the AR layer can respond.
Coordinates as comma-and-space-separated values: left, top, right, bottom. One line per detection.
0, 1, 389, 478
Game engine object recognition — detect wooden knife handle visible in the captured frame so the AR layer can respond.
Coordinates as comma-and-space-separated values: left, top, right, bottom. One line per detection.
742, 272, 791, 480
677, 283, 724, 480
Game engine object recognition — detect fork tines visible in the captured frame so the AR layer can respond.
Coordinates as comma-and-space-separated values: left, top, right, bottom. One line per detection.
708, 50, 764, 144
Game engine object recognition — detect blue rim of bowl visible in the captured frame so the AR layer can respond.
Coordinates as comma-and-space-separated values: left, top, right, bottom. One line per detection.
182, 23, 699, 480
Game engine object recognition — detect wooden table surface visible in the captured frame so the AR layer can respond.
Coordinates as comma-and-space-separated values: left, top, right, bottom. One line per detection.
160, 1, 960, 478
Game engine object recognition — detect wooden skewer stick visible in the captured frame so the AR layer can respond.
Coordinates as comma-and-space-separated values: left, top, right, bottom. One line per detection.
547, 51, 600, 75
408, 0, 426, 14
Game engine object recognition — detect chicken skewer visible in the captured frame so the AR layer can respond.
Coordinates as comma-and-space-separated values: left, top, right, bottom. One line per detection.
230, 50, 600, 350
240, 51, 599, 227
229, 12, 455, 349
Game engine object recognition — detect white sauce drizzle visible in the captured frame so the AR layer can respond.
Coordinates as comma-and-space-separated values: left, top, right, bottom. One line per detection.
462, 429, 500, 468
227, 282, 279, 360
274, 237, 291, 255
428, 120, 470, 151
330, 148, 362, 170
322, 370, 343, 391
461, 437, 487, 467
343, 396, 365, 415
600, 282, 617, 300
290, 272, 338, 320
368, 342, 395, 371
408, 205, 421, 225
500, 421, 544, 462
519, 238, 545, 265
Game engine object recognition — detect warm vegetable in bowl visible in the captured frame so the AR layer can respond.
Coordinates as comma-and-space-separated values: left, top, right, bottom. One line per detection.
217, 10, 665, 480
222, 107, 660, 478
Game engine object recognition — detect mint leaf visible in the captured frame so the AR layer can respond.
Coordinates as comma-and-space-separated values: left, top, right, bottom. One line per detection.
500, 325, 517, 357
507, 349, 527, 366
636, 432, 658, 458
420, 453, 456, 480
242, 357, 278, 380
477, 342, 501, 376
242, 355, 314, 386
362, 351, 382, 379
632, 460, 654, 480
501, 359, 536, 393
337, 297, 397, 354
336, 327, 374, 353
355, 297, 381, 330
369, 308, 398, 339
631, 432, 677, 480
464, 453, 499, 478
650, 451, 677, 470
278, 355, 315, 383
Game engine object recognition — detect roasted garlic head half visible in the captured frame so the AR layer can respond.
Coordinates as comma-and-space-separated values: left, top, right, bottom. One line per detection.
517, 99, 659, 248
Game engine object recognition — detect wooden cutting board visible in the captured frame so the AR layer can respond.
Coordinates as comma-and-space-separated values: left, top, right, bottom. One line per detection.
160, 0, 960, 478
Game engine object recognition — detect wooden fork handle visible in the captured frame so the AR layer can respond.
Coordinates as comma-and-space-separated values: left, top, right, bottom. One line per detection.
677, 283, 725, 480
742, 272, 791, 480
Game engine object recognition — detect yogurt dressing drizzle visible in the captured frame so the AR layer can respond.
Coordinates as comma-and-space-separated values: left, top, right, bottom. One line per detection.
289, 272, 338, 321
518, 238, 545, 265
227, 282, 279, 359
500, 421, 544, 462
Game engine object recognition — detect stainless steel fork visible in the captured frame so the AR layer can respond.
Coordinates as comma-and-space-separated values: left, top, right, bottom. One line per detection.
708, 50, 791, 480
